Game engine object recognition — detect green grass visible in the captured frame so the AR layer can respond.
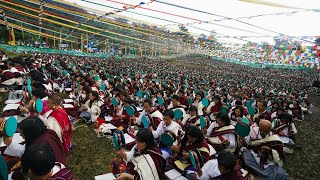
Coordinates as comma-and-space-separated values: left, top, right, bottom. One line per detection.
66, 122, 116, 180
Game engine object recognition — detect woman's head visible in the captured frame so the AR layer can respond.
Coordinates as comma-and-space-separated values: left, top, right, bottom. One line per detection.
21, 144, 56, 179
89, 91, 99, 101
234, 106, 244, 117
213, 95, 221, 104
189, 106, 198, 116
186, 126, 203, 144
292, 100, 299, 107
82, 85, 91, 94
135, 128, 156, 151
195, 93, 203, 101
19, 116, 47, 146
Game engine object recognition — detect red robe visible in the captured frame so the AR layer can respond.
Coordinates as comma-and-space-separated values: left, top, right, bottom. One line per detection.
49, 108, 72, 154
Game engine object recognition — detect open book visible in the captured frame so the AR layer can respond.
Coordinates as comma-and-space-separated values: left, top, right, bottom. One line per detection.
95, 173, 115, 180
3, 104, 20, 112
165, 169, 188, 180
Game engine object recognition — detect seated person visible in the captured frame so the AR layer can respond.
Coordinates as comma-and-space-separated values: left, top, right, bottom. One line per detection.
182, 106, 202, 129
19, 116, 66, 164
171, 126, 211, 172
290, 100, 303, 120
47, 94, 73, 154
300, 98, 312, 114
133, 99, 163, 130
115, 128, 165, 180
149, 109, 183, 160
206, 95, 224, 120
206, 113, 237, 153
199, 151, 244, 180
170, 95, 187, 124
20, 144, 73, 180
242, 120, 289, 179
229, 105, 247, 126
252, 100, 271, 124
80, 91, 101, 123
192, 92, 205, 116
273, 113, 297, 153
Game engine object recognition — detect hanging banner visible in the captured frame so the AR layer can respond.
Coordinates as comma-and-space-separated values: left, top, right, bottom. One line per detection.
239, 0, 317, 11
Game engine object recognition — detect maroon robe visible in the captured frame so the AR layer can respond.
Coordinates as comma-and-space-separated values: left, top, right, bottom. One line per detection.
212, 164, 244, 180
48, 163, 73, 180
290, 106, 302, 120
181, 139, 211, 163
32, 129, 66, 164
180, 96, 189, 107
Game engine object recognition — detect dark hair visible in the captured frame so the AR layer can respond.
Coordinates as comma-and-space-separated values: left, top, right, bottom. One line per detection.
172, 94, 180, 101
258, 114, 270, 121
187, 125, 203, 143
278, 113, 293, 124
189, 106, 198, 114
135, 128, 156, 149
181, 126, 203, 151
178, 89, 185, 95
195, 92, 203, 99
82, 85, 91, 95
21, 144, 56, 176
32, 81, 45, 89
235, 100, 243, 106
233, 106, 244, 117
217, 151, 236, 171
163, 109, 174, 119
216, 113, 230, 125
157, 90, 164, 96
19, 116, 47, 147
48, 93, 63, 105
144, 99, 153, 106
90, 91, 99, 101
258, 100, 267, 108
33, 88, 47, 99
213, 95, 222, 107
119, 90, 129, 99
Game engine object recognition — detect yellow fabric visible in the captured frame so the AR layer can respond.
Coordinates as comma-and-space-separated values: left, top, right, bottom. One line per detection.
250, 135, 281, 146
198, 147, 210, 154
174, 160, 190, 171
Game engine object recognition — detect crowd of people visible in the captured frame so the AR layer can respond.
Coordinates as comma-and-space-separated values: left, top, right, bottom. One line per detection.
0, 51, 317, 180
